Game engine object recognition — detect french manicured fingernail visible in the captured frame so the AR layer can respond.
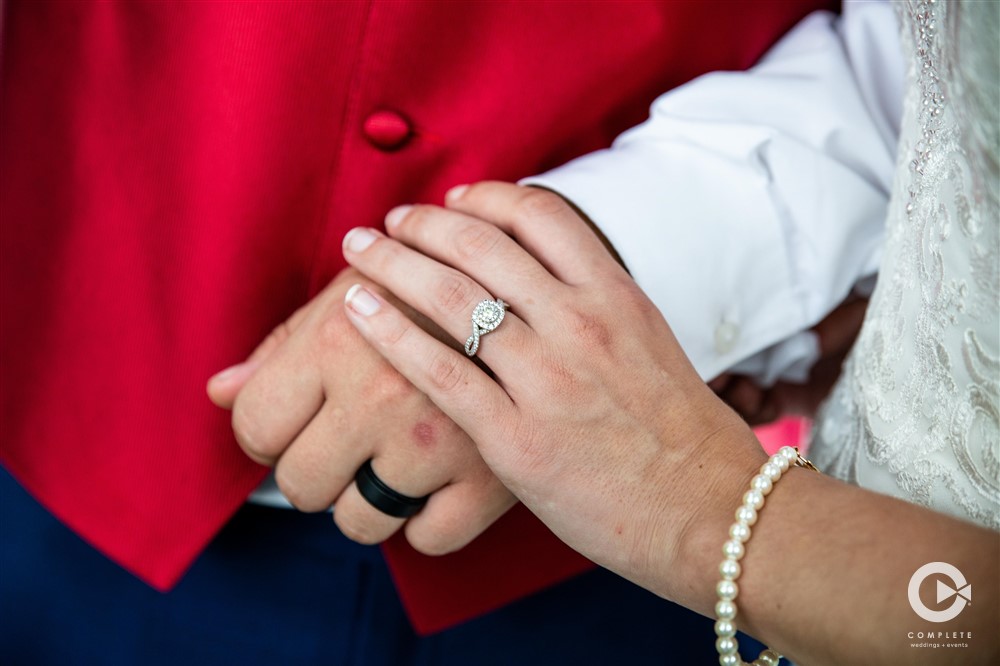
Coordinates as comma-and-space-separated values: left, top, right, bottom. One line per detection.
385, 205, 412, 230
446, 184, 469, 202
345, 283, 380, 316
344, 227, 379, 253
211, 363, 245, 383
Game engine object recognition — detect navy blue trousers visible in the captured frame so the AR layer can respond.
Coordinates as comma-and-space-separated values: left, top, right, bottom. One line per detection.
1, 468, 758, 665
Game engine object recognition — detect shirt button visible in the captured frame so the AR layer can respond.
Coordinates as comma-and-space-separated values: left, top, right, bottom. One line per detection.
362, 110, 412, 151
714, 321, 740, 355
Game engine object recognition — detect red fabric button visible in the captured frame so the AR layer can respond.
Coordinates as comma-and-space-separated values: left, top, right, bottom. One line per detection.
363, 110, 412, 150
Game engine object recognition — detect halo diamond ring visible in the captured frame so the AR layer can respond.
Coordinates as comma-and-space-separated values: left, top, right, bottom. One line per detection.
465, 298, 507, 357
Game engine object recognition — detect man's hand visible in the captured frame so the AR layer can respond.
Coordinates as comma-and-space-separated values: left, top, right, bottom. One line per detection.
709, 296, 869, 425
206, 267, 515, 555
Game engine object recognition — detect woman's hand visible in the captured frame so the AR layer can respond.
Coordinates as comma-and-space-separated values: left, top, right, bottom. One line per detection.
341, 183, 1000, 666
340, 182, 767, 596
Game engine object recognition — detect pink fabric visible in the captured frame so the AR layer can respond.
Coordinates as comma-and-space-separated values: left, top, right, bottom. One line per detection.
754, 418, 811, 456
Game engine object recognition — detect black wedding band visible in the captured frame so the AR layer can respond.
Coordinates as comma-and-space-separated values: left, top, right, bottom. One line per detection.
354, 458, 430, 518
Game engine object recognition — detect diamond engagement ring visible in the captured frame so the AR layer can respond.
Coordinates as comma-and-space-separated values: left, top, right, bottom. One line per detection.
465, 298, 507, 357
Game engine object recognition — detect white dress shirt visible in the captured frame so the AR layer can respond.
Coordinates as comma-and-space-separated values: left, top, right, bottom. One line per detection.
524, 0, 904, 386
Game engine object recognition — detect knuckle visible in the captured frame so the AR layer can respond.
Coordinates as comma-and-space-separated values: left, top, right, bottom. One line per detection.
454, 222, 503, 262
459, 181, 493, 204
428, 351, 467, 394
514, 188, 565, 221
408, 520, 463, 557
618, 281, 658, 319
539, 354, 579, 392
569, 309, 614, 352
265, 321, 292, 349
334, 511, 387, 546
377, 311, 411, 348
630, 291, 658, 320
368, 234, 401, 273
434, 272, 476, 316
360, 362, 417, 404
317, 305, 351, 349
231, 399, 278, 464
274, 463, 328, 513
404, 204, 435, 232
407, 482, 511, 556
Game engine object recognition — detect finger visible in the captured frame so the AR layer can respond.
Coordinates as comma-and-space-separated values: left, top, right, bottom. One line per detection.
721, 376, 764, 422
331, 482, 407, 546
206, 360, 260, 409
403, 477, 517, 556
708, 373, 733, 393
334, 455, 518, 552
343, 283, 513, 442
383, 203, 561, 315
271, 404, 367, 513
331, 453, 451, 546
230, 334, 324, 466
444, 181, 614, 285
745, 392, 780, 426
813, 298, 868, 356
343, 228, 537, 370
206, 302, 313, 408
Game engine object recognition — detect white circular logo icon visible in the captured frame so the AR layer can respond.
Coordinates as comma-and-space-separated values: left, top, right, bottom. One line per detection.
908, 562, 971, 623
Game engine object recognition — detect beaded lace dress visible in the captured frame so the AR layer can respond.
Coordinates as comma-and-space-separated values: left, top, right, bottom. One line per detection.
809, 0, 999, 529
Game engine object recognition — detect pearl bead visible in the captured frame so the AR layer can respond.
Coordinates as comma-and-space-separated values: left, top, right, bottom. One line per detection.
754, 649, 781, 665
717, 580, 738, 600
716, 636, 738, 655
713, 445, 811, 666
735, 504, 758, 527
720, 558, 741, 580
714, 620, 736, 637
723, 539, 745, 561
750, 474, 773, 495
729, 522, 751, 543
715, 600, 737, 620
743, 489, 764, 511
760, 462, 781, 481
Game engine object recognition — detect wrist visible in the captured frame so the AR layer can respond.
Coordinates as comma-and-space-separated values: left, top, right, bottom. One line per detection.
664, 419, 769, 613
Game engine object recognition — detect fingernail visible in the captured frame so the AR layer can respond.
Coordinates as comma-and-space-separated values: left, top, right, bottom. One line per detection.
385, 205, 412, 230
344, 227, 379, 253
345, 283, 380, 316
446, 184, 469, 202
211, 363, 245, 383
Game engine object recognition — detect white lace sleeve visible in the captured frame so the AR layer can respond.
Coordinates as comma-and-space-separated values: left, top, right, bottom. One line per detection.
810, 0, 999, 530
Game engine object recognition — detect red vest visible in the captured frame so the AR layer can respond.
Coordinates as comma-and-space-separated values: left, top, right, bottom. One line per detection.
1, 0, 833, 634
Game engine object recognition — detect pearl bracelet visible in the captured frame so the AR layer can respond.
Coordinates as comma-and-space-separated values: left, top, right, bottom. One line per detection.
714, 445, 819, 666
